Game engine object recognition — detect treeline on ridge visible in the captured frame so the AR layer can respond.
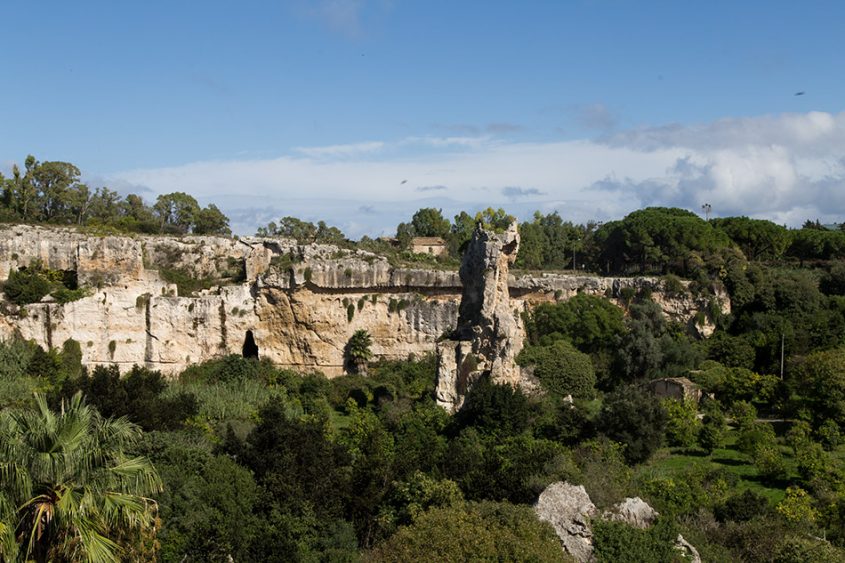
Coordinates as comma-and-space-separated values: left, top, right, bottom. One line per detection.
7, 155, 845, 281
0, 155, 231, 235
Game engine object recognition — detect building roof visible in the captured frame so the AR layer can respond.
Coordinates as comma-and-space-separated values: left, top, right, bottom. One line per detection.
410, 237, 447, 246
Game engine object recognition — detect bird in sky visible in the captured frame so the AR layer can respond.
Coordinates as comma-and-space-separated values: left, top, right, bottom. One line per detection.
400, 179, 407, 185
795, 91, 806, 96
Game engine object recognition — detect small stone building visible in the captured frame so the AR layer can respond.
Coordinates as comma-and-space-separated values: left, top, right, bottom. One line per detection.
410, 236, 448, 257
648, 377, 702, 404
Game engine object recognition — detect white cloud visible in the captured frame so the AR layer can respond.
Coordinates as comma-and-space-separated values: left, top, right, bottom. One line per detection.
106, 111, 845, 238
593, 111, 845, 222
294, 141, 385, 158
399, 135, 496, 149
604, 111, 845, 155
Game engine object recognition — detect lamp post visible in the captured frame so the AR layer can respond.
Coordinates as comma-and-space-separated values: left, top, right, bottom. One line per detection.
701, 203, 712, 221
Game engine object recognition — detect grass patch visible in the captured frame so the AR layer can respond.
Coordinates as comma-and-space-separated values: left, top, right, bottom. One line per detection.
643, 432, 793, 504
164, 378, 282, 425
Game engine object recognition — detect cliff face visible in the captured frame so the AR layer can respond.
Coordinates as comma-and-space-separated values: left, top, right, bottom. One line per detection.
0, 225, 729, 377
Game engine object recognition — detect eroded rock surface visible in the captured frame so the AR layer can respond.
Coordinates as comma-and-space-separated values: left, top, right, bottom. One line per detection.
603, 497, 660, 529
534, 482, 698, 562
534, 482, 597, 563
435, 222, 524, 411
0, 224, 728, 377
675, 534, 702, 563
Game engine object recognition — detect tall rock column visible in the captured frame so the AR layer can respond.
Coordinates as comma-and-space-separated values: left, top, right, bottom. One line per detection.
435, 221, 524, 412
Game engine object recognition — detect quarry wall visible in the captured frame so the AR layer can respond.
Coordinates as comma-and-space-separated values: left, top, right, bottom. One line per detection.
0, 225, 729, 377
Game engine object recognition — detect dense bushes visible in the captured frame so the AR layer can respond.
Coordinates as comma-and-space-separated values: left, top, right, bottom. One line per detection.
597, 386, 666, 464
4, 344, 845, 561
366, 501, 568, 563
518, 340, 596, 398
54, 364, 198, 431
2, 261, 89, 305
592, 520, 680, 562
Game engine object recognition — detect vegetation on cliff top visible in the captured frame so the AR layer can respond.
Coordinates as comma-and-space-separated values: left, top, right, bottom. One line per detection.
0, 155, 230, 236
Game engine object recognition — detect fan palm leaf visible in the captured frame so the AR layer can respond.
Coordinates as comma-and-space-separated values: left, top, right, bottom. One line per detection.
0, 392, 162, 562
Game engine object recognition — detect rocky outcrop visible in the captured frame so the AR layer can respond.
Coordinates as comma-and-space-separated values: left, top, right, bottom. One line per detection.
675, 534, 702, 563
534, 482, 597, 562
534, 482, 698, 562
603, 497, 659, 529
435, 222, 524, 411
0, 224, 729, 377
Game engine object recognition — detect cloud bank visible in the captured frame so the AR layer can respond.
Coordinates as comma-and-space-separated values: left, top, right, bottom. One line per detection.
107, 110, 845, 238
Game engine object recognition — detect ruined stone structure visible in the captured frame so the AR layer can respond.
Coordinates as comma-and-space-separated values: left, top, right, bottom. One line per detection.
0, 224, 729, 379
648, 376, 703, 404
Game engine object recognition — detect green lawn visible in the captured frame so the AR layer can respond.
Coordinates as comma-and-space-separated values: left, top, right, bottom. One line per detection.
643, 432, 796, 504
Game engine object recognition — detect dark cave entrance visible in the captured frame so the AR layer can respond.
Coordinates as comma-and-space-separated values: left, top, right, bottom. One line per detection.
242, 330, 259, 359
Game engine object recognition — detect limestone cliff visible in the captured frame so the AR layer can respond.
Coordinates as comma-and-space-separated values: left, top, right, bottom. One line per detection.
0, 224, 728, 378
435, 222, 524, 411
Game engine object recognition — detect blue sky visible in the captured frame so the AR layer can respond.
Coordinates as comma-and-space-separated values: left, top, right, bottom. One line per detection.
2, 1, 845, 236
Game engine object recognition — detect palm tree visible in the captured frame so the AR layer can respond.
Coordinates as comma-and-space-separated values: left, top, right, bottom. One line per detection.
0, 392, 162, 562
345, 329, 373, 375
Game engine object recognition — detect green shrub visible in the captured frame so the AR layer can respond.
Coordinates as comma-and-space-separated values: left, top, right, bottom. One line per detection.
167, 378, 288, 427
662, 274, 685, 296
26, 346, 62, 380
179, 355, 285, 385
817, 418, 842, 450
597, 386, 667, 464
451, 377, 531, 438
0, 337, 35, 379
737, 421, 776, 457
517, 341, 596, 398
525, 293, 625, 353
3, 266, 53, 304
714, 489, 771, 523
754, 444, 788, 483
52, 286, 91, 304
572, 439, 632, 509
135, 293, 152, 310
54, 364, 198, 431
60, 339, 83, 380
592, 520, 679, 562
698, 410, 727, 454
663, 399, 701, 448
159, 266, 214, 296
619, 286, 637, 305
366, 501, 567, 563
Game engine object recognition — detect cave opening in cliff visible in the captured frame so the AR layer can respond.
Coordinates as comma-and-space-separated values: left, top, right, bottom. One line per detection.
242, 330, 259, 359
